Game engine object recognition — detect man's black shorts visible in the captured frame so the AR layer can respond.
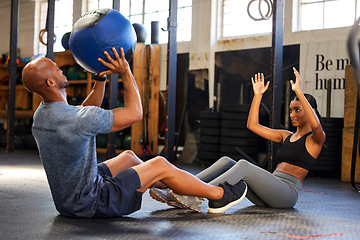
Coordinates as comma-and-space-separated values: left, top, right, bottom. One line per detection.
94, 163, 142, 218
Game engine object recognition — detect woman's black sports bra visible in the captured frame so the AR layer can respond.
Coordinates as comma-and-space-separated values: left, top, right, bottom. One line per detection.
276, 132, 316, 171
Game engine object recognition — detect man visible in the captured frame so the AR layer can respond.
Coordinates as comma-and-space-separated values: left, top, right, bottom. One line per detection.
22, 47, 247, 218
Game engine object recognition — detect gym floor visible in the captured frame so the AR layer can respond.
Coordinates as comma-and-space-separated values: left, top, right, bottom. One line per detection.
0, 149, 359, 240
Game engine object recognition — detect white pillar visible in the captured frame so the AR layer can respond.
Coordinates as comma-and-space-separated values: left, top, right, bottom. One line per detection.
189, 0, 218, 108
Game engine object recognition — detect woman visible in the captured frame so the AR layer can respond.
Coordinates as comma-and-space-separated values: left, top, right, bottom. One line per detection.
150, 67, 326, 212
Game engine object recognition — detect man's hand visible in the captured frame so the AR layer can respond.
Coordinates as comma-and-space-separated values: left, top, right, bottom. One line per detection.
97, 47, 130, 76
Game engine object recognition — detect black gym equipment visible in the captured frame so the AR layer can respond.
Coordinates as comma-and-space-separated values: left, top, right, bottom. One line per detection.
164, 0, 178, 162
311, 118, 343, 176
6, 0, 19, 152
199, 110, 222, 162
132, 23, 148, 43
267, 0, 284, 171
107, 0, 121, 159
151, 21, 160, 44
247, 0, 273, 21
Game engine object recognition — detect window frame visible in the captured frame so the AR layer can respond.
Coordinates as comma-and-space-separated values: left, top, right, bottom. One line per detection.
296, 0, 359, 31
87, 0, 192, 44
220, 0, 273, 39
37, 0, 73, 54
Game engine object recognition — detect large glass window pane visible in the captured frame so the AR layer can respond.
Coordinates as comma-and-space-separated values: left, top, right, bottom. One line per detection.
144, 0, 191, 43
144, 11, 168, 43
84, 0, 191, 44
130, 0, 143, 15
298, 0, 357, 31
88, 0, 112, 11
145, 0, 168, 13
54, 0, 73, 52
178, 6, 192, 42
119, 0, 130, 17
38, 2, 48, 55
301, 0, 321, 3
130, 14, 143, 24
38, 0, 73, 53
324, 0, 355, 28
179, 0, 192, 8
98, 0, 112, 9
223, 0, 271, 38
300, 2, 323, 30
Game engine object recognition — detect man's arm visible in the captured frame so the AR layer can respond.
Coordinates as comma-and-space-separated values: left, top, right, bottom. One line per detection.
97, 47, 143, 132
81, 78, 106, 107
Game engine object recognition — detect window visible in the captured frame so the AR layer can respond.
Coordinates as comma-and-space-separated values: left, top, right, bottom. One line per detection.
222, 0, 272, 38
38, 0, 73, 54
177, 0, 192, 42
297, 0, 359, 31
87, 0, 112, 11
87, 0, 192, 43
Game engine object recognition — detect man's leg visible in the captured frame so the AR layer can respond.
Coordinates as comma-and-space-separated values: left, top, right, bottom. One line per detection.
132, 156, 224, 200
103, 150, 164, 189
103, 150, 143, 176
135, 156, 248, 213
149, 156, 237, 211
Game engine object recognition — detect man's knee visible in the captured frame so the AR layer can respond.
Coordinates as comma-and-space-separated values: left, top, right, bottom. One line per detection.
122, 150, 137, 159
117, 150, 143, 166
147, 156, 172, 171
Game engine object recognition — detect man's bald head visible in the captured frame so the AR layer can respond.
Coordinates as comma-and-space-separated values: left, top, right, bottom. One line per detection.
22, 57, 54, 94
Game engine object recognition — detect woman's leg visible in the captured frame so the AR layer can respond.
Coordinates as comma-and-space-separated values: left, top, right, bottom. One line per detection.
245, 186, 267, 207
209, 159, 298, 208
195, 156, 237, 182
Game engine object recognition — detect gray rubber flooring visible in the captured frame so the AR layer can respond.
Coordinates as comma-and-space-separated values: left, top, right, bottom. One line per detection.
0, 149, 359, 240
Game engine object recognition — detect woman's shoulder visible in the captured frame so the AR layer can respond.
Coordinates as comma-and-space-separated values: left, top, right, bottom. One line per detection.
280, 130, 293, 143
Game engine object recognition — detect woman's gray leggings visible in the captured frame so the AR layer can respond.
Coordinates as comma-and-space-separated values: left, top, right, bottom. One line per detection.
195, 156, 302, 208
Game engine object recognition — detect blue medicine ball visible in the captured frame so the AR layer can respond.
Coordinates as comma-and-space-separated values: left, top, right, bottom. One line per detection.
132, 23, 148, 43
69, 8, 137, 73
61, 32, 71, 50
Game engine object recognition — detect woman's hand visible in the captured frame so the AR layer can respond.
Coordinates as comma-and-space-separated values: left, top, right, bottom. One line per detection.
251, 73, 269, 95
290, 67, 301, 93
97, 47, 130, 76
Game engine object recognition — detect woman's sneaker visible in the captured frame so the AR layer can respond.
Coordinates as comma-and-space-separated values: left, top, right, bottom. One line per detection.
149, 188, 187, 209
207, 180, 247, 213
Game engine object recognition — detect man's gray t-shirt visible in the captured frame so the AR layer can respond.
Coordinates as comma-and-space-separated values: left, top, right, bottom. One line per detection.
32, 101, 114, 218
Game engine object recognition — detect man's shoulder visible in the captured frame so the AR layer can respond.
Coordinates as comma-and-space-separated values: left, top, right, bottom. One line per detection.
76, 105, 109, 115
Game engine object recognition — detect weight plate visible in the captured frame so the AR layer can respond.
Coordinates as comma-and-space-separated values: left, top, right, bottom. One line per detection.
221, 120, 247, 129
